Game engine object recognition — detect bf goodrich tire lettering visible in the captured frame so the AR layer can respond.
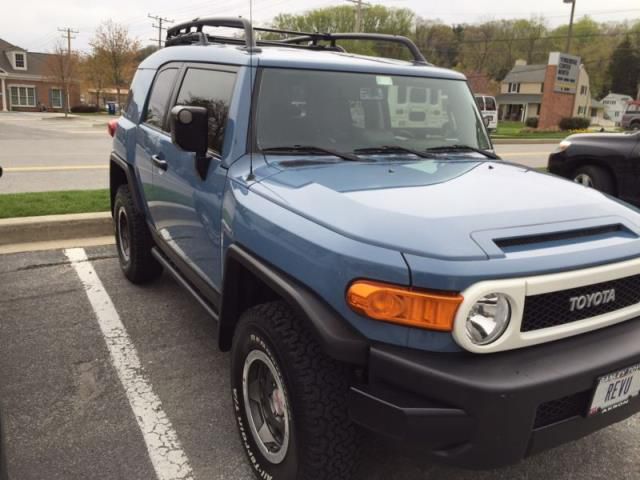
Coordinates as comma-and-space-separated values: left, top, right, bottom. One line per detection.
231, 301, 360, 480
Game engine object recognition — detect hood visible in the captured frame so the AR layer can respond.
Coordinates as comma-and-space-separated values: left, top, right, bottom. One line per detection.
253, 158, 640, 260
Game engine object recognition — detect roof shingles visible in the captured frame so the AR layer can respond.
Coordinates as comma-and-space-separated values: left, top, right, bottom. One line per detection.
0, 38, 54, 76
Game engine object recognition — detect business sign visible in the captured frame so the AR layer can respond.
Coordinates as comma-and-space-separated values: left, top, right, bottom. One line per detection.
554, 53, 581, 94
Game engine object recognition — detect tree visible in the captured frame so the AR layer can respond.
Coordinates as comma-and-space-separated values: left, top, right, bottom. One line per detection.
271, 5, 414, 59
608, 37, 640, 97
44, 42, 79, 117
80, 52, 110, 108
90, 21, 140, 112
414, 20, 459, 68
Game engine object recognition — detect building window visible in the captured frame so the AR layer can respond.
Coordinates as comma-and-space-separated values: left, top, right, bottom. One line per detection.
580, 85, 588, 95
9, 86, 36, 107
13, 52, 26, 70
51, 89, 63, 108
536, 104, 541, 116
508, 82, 520, 93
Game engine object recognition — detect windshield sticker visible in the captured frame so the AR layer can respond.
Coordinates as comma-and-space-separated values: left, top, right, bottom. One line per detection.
376, 76, 393, 86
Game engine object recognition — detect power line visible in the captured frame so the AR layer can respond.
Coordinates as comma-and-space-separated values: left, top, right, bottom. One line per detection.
148, 14, 174, 48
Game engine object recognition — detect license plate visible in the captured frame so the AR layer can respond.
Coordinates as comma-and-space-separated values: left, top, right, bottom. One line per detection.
588, 363, 640, 416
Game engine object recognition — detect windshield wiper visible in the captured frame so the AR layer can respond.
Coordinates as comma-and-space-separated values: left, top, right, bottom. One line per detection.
261, 145, 360, 162
425, 145, 500, 160
353, 145, 436, 159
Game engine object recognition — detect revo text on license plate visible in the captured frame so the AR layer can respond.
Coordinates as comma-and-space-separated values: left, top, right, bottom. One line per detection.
589, 363, 640, 416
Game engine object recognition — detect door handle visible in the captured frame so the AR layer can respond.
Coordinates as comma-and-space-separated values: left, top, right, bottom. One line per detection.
151, 154, 168, 171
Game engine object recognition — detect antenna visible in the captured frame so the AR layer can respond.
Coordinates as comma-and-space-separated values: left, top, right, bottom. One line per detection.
247, 0, 256, 181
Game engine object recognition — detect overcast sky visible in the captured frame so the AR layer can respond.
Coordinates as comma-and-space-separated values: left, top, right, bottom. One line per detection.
2, 0, 639, 53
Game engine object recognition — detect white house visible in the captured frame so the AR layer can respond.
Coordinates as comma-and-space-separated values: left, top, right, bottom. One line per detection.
601, 93, 633, 126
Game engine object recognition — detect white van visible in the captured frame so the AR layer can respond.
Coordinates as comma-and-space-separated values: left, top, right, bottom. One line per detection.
475, 95, 498, 132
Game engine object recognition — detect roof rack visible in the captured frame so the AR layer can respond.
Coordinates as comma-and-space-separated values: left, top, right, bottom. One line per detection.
165, 17, 429, 65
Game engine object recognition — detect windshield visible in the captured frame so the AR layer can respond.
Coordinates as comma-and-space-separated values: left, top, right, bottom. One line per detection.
255, 68, 491, 154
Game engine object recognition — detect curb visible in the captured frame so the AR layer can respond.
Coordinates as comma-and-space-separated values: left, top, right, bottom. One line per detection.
492, 138, 561, 145
0, 212, 112, 246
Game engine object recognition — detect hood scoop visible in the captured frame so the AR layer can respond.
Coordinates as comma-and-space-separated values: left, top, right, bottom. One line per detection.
495, 224, 627, 251
472, 217, 640, 259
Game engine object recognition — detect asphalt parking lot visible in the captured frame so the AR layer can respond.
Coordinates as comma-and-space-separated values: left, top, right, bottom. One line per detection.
2, 244, 640, 480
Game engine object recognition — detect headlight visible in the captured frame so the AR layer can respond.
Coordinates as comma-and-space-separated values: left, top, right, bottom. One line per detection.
466, 293, 511, 345
553, 140, 572, 154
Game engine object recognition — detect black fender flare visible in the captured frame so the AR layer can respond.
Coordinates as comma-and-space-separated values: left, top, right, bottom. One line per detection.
220, 244, 369, 366
110, 152, 144, 214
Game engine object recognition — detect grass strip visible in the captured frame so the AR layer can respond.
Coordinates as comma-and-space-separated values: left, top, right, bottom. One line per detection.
0, 189, 110, 219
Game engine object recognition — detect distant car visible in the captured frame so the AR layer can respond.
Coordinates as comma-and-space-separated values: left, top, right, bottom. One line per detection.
548, 131, 640, 203
621, 100, 640, 130
475, 94, 498, 131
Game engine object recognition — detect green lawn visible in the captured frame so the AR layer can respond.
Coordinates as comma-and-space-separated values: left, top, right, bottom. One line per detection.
0, 189, 110, 219
493, 121, 568, 139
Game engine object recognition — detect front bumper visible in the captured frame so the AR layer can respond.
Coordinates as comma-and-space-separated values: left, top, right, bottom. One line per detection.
349, 317, 640, 469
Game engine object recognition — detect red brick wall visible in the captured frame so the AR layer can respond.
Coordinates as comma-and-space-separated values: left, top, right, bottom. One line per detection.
4, 80, 81, 112
538, 65, 576, 129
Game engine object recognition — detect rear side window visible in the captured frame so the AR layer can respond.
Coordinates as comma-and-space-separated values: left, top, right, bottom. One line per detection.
144, 68, 178, 130
485, 97, 497, 111
175, 68, 236, 155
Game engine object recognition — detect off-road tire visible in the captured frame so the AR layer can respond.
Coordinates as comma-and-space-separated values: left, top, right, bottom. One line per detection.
231, 301, 360, 480
572, 165, 615, 195
113, 185, 162, 284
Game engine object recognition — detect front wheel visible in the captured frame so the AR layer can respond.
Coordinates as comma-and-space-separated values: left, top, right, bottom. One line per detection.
231, 301, 360, 480
572, 165, 615, 195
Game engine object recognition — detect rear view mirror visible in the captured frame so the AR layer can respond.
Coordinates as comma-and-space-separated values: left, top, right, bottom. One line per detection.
170, 105, 209, 158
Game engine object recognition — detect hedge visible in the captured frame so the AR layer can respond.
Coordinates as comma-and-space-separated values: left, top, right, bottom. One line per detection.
70, 104, 100, 113
558, 117, 591, 131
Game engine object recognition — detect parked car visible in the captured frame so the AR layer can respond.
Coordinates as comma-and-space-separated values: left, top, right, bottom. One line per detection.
548, 131, 640, 204
621, 100, 640, 130
475, 94, 498, 132
110, 17, 640, 480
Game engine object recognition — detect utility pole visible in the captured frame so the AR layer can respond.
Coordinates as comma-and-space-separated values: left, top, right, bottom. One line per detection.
346, 0, 370, 33
564, 0, 577, 53
57, 27, 78, 115
148, 14, 174, 49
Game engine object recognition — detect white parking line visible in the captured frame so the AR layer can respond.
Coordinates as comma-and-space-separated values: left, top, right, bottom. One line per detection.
64, 248, 194, 480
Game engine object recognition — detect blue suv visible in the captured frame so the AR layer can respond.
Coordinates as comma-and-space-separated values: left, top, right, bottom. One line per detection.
110, 17, 640, 480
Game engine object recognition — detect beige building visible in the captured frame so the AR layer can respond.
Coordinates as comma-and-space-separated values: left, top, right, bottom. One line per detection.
497, 56, 594, 126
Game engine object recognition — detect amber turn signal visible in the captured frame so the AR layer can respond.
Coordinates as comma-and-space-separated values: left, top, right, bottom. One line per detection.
346, 280, 463, 331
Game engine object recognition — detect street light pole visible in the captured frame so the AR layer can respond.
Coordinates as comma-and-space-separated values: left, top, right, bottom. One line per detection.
564, 0, 576, 53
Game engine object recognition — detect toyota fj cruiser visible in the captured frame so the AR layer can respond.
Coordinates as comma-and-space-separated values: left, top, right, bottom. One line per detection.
109, 17, 640, 480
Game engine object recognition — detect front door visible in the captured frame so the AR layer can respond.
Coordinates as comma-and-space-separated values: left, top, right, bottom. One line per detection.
150, 64, 238, 292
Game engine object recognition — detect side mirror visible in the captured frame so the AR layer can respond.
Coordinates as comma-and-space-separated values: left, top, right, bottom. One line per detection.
170, 105, 209, 158
483, 116, 491, 128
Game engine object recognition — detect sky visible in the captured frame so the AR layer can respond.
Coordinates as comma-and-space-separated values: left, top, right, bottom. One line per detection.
2, 0, 640, 53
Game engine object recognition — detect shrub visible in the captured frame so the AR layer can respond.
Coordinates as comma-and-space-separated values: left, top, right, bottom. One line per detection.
71, 104, 100, 113
559, 117, 590, 131
525, 117, 539, 128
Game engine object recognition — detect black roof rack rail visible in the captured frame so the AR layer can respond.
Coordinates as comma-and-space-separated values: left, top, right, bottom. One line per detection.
165, 17, 429, 65
280, 32, 428, 64
166, 17, 258, 50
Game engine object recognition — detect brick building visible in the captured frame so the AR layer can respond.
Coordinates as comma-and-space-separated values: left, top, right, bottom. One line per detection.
0, 38, 80, 112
